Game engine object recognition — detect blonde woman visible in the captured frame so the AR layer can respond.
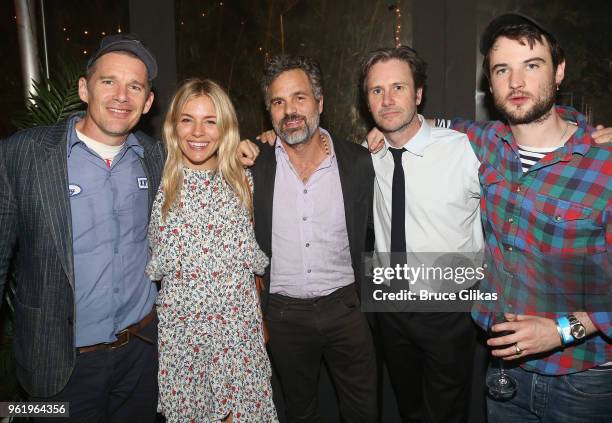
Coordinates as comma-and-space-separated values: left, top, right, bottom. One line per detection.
146, 79, 277, 422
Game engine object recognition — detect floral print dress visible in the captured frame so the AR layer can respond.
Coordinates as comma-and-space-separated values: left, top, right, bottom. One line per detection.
146, 168, 278, 422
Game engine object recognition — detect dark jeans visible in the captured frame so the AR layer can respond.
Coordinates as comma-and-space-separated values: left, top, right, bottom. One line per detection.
487, 365, 612, 423
378, 312, 477, 423
266, 285, 378, 423
32, 317, 158, 423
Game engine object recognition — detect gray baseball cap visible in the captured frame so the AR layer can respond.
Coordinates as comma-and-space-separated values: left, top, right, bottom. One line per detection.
87, 34, 158, 80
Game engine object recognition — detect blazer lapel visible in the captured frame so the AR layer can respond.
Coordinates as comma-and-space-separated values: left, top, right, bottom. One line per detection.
333, 139, 357, 252
253, 144, 277, 257
136, 133, 164, 216
36, 123, 75, 288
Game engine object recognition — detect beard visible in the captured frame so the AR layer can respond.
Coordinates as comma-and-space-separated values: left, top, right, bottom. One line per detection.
494, 80, 557, 125
272, 112, 320, 145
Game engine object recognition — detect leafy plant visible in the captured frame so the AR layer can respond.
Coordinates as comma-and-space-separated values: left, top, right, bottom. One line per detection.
12, 58, 85, 129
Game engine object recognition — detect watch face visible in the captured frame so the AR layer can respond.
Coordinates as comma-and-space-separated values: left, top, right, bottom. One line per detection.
571, 324, 587, 339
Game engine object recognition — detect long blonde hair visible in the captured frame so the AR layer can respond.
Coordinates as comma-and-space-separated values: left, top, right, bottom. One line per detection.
160, 78, 251, 220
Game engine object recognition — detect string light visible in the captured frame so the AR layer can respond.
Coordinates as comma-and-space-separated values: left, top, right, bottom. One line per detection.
58, 21, 123, 46
192, 2, 225, 21
394, 2, 402, 47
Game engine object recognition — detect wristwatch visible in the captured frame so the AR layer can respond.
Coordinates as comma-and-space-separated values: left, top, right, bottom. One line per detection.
568, 314, 586, 340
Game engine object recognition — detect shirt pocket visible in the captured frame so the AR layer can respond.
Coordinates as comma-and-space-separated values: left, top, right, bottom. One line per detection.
533, 194, 604, 254
124, 183, 149, 242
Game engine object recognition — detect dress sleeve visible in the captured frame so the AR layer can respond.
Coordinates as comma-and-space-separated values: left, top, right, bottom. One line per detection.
243, 169, 269, 276
145, 188, 166, 281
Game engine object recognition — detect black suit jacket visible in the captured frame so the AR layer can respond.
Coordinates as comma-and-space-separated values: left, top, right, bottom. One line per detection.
0, 116, 165, 397
251, 135, 374, 308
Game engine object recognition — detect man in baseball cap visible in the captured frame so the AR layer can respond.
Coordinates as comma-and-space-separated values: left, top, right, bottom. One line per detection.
0, 34, 163, 421
465, 13, 611, 423
87, 33, 158, 81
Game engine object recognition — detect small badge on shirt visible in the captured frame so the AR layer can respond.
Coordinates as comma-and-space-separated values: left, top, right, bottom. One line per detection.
68, 184, 82, 197
137, 177, 148, 189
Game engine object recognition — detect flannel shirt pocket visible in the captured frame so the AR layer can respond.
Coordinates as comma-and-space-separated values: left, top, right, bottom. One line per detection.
533, 194, 605, 254
534, 194, 592, 222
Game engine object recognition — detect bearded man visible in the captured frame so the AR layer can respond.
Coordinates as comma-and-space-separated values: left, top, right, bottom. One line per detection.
250, 54, 378, 423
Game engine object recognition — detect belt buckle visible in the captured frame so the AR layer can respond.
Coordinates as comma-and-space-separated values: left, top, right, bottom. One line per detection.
111, 329, 131, 349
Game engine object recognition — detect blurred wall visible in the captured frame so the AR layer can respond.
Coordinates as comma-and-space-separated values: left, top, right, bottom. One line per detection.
129, 0, 178, 139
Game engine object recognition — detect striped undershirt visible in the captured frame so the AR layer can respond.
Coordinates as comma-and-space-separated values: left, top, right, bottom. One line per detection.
516, 144, 558, 172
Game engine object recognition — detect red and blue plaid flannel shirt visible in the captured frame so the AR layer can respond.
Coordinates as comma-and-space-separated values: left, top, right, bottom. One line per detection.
450, 106, 611, 375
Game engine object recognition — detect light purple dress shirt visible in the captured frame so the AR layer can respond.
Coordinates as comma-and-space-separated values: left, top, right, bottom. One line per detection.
270, 129, 355, 299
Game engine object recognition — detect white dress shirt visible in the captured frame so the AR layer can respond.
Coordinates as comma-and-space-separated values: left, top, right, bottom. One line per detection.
368, 115, 484, 255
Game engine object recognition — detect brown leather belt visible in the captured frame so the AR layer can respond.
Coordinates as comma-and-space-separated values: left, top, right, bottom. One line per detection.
77, 308, 156, 354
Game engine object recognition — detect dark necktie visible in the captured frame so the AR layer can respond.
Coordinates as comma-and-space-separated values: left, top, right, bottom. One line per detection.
389, 147, 406, 253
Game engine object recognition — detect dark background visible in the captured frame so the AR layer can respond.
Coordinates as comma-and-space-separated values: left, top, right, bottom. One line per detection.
1, 0, 610, 140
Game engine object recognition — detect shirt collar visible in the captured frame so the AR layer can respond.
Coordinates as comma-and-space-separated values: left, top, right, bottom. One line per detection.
66, 114, 144, 158
494, 106, 593, 158
274, 127, 336, 162
372, 114, 434, 160
66, 114, 83, 156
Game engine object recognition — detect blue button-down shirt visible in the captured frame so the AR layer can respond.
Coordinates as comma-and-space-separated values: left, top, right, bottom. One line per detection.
66, 116, 157, 347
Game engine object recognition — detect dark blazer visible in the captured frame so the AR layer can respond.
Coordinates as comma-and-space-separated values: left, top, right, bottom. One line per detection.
0, 116, 165, 397
251, 135, 374, 306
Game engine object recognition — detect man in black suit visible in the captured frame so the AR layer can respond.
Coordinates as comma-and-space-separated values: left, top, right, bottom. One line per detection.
0, 35, 164, 421
251, 54, 377, 423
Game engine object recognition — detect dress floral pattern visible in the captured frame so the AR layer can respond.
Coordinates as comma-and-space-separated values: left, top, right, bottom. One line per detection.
146, 168, 277, 422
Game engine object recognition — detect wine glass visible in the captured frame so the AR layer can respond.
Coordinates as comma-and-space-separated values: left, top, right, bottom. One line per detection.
485, 312, 517, 400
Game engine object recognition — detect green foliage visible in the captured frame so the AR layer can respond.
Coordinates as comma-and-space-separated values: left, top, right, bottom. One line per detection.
12, 58, 85, 130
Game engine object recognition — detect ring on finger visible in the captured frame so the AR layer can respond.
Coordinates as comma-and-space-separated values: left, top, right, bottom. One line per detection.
514, 343, 523, 355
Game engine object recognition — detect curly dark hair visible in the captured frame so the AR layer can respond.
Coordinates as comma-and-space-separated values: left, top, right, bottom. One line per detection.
261, 54, 323, 109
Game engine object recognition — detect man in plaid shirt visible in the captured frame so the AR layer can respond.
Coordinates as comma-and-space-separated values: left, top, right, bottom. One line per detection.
451, 13, 611, 423
363, 12, 612, 423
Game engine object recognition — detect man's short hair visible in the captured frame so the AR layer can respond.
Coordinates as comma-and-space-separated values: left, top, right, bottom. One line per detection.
480, 14, 565, 80
261, 54, 323, 109
360, 45, 427, 97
